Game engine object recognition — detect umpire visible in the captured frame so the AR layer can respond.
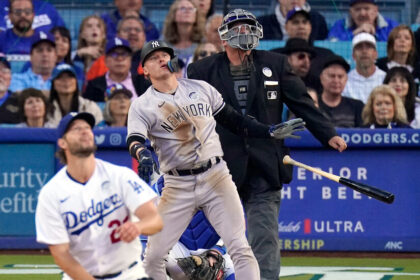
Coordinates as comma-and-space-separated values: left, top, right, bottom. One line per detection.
187, 9, 347, 280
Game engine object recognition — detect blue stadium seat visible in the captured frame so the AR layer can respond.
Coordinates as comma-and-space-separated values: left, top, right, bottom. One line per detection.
411, 23, 420, 31
257, 40, 284, 51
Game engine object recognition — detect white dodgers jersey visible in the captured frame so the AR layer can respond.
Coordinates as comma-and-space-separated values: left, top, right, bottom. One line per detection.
35, 159, 156, 277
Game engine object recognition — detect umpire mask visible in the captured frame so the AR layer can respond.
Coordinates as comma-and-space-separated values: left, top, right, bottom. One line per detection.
218, 9, 263, 51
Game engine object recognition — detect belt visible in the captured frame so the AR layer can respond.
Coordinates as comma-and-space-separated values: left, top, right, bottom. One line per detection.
168, 157, 221, 176
93, 261, 137, 279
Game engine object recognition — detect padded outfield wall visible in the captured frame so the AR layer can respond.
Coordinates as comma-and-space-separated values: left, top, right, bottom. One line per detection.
0, 127, 419, 252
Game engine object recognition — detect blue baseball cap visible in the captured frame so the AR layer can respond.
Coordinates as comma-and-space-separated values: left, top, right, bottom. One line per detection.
31, 31, 55, 51
350, 0, 376, 6
57, 112, 95, 138
105, 83, 133, 100
286, 7, 310, 22
51, 63, 77, 80
105, 37, 132, 54
0, 53, 10, 69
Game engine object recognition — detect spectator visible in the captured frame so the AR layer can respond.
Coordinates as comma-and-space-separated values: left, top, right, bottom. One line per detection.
21, 26, 85, 89
16, 87, 53, 127
328, 0, 398, 41
163, 0, 204, 68
416, 9, 420, 24
83, 37, 149, 102
0, 0, 39, 59
48, 64, 103, 127
280, 38, 315, 83
192, 0, 214, 19
101, 83, 132, 127
50, 26, 73, 65
86, 15, 147, 81
343, 32, 386, 104
362, 85, 410, 128
0, 54, 19, 124
101, 0, 159, 42
376, 25, 420, 82
257, 0, 328, 41
50, 26, 84, 87
9, 31, 57, 92
383, 67, 420, 128
0, 0, 65, 33
271, 7, 334, 93
204, 14, 224, 52
192, 42, 217, 62
74, 15, 106, 74
319, 55, 365, 127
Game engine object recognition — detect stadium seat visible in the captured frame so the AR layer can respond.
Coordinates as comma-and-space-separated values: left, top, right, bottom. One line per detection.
411, 23, 420, 31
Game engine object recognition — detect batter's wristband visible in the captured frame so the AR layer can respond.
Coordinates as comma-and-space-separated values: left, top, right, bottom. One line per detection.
130, 143, 145, 159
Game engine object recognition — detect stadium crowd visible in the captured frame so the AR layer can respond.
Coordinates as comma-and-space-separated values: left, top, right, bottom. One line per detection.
0, 0, 419, 129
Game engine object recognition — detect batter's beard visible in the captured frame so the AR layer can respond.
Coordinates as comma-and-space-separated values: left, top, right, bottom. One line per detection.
69, 144, 97, 158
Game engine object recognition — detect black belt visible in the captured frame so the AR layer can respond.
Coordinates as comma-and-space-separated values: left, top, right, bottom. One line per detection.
93, 261, 137, 279
168, 157, 221, 176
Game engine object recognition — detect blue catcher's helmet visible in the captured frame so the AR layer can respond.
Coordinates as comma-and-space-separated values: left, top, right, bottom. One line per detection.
218, 9, 263, 50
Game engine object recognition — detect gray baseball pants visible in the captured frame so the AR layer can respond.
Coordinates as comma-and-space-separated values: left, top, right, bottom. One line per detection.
143, 160, 260, 280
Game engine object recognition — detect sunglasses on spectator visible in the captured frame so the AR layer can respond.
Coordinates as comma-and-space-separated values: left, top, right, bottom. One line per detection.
198, 51, 217, 57
108, 51, 131, 58
178, 7, 196, 13
11, 8, 33, 16
295, 52, 311, 60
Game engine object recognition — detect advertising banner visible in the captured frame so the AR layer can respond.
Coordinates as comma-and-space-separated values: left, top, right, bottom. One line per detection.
278, 148, 420, 252
0, 144, 55, 235
0, 128, 419, 251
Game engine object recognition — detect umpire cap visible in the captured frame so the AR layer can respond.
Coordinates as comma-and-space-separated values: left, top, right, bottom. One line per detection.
140, 40, 175, 66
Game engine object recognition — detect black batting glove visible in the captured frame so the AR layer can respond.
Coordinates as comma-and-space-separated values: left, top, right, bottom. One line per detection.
137, 149, 154, 184
269, 118, 306, 140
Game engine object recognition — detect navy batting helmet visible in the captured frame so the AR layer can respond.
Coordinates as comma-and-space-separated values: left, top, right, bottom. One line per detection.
218, 9, 263, 50
140, 40, 175, 66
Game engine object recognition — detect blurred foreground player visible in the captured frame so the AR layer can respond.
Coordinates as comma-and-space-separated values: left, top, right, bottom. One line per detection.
35, 112, 162, 280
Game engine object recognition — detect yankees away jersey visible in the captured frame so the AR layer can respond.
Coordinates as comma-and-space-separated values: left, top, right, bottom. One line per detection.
127, 78, 225, 172
35, 158, 156, 276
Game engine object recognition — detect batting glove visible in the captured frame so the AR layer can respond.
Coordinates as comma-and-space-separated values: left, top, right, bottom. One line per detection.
269, 118, 306, 140
137, 149, 155, 184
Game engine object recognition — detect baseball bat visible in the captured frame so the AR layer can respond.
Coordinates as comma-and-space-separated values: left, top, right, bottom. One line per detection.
283, 155, 394, 204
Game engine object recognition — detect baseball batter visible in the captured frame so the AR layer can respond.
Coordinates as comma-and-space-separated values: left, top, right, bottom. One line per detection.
126, 40, 305, 280
35, 112, 163, 280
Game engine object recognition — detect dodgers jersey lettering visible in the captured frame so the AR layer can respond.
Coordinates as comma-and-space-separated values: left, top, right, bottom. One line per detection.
35, 159, 156, 277
127, 78, 225, 172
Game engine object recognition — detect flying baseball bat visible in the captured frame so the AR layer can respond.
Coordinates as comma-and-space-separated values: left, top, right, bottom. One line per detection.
283, 155, 394, 204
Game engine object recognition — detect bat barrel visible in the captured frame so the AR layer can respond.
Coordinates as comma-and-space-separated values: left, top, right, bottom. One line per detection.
339, 178, 394, 204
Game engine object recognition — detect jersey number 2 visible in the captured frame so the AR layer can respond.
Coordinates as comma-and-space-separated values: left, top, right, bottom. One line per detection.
108, 215, 129, 243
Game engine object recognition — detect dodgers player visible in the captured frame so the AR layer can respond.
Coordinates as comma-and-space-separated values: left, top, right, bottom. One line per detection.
35, 112, 163, 280
126, 40, 305, 280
